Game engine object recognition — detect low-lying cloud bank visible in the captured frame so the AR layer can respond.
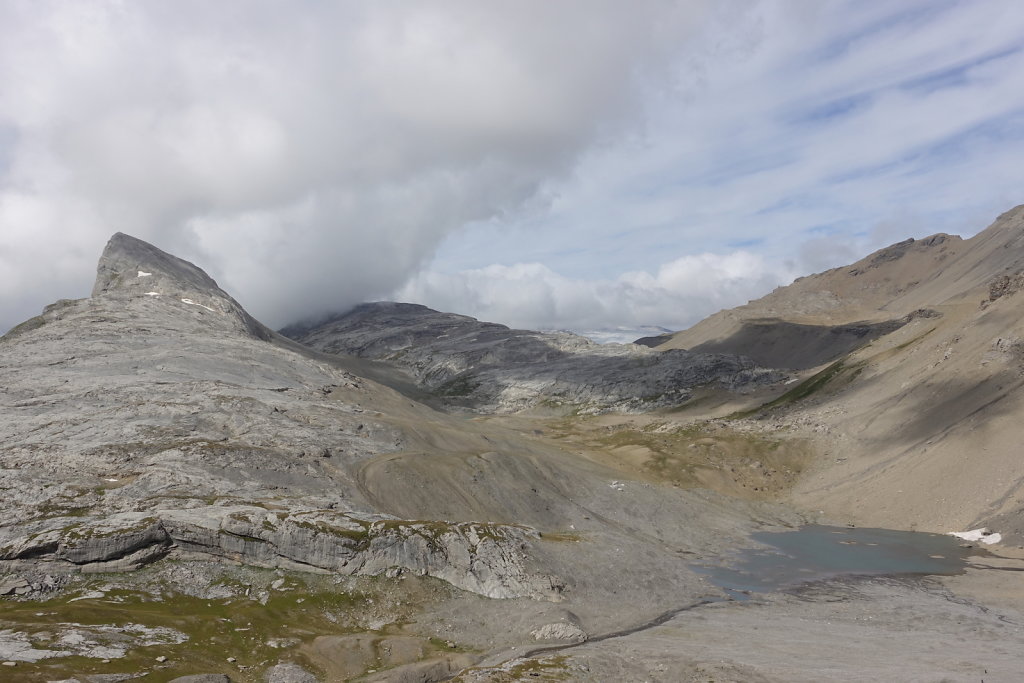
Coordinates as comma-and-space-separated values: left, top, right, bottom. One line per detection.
397, 251, 797, 334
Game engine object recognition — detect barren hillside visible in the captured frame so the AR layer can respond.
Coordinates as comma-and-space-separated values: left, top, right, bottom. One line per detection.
659, 205, 1024, 541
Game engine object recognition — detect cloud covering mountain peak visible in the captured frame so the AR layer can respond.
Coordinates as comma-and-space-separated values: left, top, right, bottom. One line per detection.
0, 0, 709, 331
3, 1, 1024, 335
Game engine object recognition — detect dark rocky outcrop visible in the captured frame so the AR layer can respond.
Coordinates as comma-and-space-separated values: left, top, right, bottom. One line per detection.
283, 303, 784, 413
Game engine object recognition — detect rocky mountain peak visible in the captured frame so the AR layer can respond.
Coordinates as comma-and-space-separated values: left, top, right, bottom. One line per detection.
850, 232, 959, 275
91, 232, 272, 341
93, 232, 224, 300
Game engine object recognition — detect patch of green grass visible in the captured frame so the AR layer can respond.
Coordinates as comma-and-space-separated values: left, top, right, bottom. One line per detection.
664, 393, 716, 413
2, 300, 81, 343
731, 358, 865, 418
892, 326, 937, 351
534, 398, 583, 416
287, 515, 372, 549
61, 516, 160, 543
0, 570, 392, 682
583, 420, 811, 497
371, 519, 523, 548
32, 502, 92, 520
505, 655, 572, 680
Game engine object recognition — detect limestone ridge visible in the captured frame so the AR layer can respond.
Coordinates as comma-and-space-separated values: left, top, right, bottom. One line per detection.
92, 232, 273, 341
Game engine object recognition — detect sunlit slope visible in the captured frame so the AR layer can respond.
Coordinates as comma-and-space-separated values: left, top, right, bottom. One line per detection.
671, 206, 1024, 540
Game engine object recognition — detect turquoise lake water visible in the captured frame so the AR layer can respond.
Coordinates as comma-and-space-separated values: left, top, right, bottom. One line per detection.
695, 525, 973, 595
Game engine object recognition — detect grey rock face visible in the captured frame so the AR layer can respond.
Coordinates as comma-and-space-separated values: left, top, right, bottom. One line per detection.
92, 233, 273, 342
530, 621, 588, 643
283, 303, 784, 413
264, 661, 318, 683
0, 575, 29, 596
0, 234, 557, 600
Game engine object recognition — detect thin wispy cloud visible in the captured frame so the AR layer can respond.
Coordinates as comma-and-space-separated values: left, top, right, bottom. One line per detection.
1, 1, 1023, 337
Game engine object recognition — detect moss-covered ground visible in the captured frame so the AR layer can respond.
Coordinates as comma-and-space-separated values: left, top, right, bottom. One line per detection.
545, 418, 813, 500
0, 563, 461, 682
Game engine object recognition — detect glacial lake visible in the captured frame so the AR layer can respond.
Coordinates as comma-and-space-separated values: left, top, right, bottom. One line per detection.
695, 525, 974, 596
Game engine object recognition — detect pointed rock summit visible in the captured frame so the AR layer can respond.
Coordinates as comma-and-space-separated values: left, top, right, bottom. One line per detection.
91, 232, 272, 341
93, 232, 226, 299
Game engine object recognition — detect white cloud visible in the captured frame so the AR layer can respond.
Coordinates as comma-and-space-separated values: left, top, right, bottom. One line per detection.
397, 251, 796, 333
424, 0, 1024, 324
0, 0, 710, 332
2, 1, 1024, 336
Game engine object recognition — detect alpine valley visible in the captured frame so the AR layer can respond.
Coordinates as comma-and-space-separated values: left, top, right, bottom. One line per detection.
3, 207, 1024, 682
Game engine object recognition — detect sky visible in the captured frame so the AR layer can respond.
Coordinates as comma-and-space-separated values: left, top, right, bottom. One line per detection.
2, 1, 1024, 340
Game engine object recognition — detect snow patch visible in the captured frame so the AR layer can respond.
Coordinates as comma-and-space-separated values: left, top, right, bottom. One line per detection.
180, 298, 216, 313
948, 528, 1002, 544
137, 271, 152, 277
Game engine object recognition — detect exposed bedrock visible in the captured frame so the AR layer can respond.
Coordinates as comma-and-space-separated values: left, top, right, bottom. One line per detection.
0, 507, 560, 600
